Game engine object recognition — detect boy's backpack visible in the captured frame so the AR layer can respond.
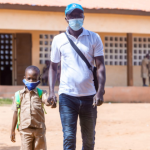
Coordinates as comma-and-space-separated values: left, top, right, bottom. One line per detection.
15, 87, 47, 130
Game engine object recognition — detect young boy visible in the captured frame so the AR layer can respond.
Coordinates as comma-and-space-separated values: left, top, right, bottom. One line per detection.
10, 66, 56, 150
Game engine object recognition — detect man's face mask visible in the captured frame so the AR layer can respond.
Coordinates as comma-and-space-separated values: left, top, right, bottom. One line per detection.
23, 79, 40, 91
68, 18, 84, 31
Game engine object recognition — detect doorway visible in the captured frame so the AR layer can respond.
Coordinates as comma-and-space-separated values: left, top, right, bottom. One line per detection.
0, 34, 13, 85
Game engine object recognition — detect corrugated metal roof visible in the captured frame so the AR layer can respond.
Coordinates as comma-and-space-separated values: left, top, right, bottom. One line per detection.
0, 0, 150, 12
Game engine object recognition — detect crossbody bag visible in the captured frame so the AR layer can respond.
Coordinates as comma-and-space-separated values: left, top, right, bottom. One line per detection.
65, 32, 98, 91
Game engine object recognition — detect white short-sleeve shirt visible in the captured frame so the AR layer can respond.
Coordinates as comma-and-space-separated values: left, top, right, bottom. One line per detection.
51, 27, 104, 97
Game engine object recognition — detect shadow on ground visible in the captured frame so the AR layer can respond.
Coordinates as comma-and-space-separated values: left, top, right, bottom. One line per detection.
0, 145, 20, 150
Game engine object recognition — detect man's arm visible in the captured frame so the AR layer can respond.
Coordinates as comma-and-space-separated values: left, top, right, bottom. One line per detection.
93, 56, 106, 106
148, 61, 150, 85
47, 62, 59, 108
10, 111, 17, 142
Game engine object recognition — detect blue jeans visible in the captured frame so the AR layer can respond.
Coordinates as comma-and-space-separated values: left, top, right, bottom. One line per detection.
59, 93, 97, 150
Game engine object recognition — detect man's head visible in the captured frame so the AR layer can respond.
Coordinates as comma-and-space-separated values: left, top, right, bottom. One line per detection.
65, 3, 84, 31
24, 66, 40, 82
45, 60, 50, 67
65, 3, 84, 17
145, 54, 149, 59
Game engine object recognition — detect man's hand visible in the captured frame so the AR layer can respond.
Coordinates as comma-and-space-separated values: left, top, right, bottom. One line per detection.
47, 92, 57, 108
10, 131, 16, 143
93, 91, 105, 107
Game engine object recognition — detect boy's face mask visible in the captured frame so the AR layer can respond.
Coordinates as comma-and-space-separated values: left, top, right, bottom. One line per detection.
23, 79, 40, 91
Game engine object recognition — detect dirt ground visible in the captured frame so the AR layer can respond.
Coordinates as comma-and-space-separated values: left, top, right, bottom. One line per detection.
0, 104, 150, 150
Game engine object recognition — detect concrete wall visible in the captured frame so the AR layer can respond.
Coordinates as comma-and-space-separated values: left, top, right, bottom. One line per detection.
31, 31, 59, 71
0, 86, 150, 103
0, 9, 150, 86
0, 9, 150, 33
132, 33, 150, 86
0, 29, 59, 73
99, 32, 150, 86
104, 86, 150, 103
99, 32, 128, 86
0, 29, 149, 86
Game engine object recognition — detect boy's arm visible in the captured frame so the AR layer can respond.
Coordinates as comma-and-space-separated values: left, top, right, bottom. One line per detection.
10, 111, 17, 142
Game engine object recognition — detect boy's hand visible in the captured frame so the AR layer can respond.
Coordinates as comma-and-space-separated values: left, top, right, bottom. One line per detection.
47, 93, 57, 108
10, 131, 16, 143
44, 99, 51, 106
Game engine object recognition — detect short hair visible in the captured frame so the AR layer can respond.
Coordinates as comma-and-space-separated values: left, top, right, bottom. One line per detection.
146, 54, 149, 58
25, 66, 40, 75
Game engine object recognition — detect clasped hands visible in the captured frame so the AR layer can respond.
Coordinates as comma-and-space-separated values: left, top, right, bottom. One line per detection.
47, 93, 57, 108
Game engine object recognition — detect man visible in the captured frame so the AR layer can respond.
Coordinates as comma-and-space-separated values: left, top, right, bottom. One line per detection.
141, 54, 149, 86
42, 60, 50, 85
48, 3, 106, 150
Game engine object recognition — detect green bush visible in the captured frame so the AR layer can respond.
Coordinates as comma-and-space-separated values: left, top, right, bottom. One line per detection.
0, 99, 12, 105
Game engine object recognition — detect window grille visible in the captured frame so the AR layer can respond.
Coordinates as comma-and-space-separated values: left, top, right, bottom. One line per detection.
133, 37, 150, 66
104, 36, 127, 65
0, 34, 13, 71
39, 34, 56, 64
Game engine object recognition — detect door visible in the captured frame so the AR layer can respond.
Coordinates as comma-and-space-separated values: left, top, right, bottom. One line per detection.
0, 34, 13, 85
16, 34, 32, 85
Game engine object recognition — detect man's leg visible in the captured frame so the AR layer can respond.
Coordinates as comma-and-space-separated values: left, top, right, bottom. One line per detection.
79, 96, 97, 150
143, 78, 146, 86
20, 128, 34, 150
59, 94, 79, 150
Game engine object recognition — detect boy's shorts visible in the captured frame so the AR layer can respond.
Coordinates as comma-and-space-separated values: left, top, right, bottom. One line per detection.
20, 127, 47, 150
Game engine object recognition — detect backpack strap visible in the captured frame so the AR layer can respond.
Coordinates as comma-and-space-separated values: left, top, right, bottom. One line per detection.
15, 91, 21, 131
37, 88, 47, 114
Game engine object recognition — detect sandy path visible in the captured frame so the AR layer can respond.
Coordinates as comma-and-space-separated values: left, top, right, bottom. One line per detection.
0, 104, 150, 150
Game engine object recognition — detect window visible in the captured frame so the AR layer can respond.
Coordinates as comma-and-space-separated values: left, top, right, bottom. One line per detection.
133, 37, 150, 66
39, 34, 56, 64
0, 34, 13, 71
104, 36, 127, 65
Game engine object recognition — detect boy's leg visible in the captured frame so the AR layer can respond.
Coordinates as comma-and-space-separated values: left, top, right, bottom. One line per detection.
59, 94, 79, 150
34, 128, 47, 150
79, 96, 97, 150
20, 128, 34, 150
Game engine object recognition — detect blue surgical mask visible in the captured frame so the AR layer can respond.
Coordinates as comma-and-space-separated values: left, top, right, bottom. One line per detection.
23, 79, 40, 91
68, 18, 84, 31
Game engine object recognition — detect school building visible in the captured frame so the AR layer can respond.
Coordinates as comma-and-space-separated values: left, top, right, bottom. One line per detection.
0, 0, 150, 87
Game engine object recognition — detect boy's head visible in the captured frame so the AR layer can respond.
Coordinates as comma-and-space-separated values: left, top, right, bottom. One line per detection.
24, 66, 40, 82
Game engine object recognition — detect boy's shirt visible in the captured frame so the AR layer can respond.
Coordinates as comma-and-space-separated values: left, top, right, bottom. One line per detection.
12, 87, 48, 130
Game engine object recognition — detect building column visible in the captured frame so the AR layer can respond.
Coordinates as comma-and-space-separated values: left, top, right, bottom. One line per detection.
127, 33, 133, 86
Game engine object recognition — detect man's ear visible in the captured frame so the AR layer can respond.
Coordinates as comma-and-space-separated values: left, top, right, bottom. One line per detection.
65, 17, 69, 24
83, 15, 85, 21
24, 76, 26, 79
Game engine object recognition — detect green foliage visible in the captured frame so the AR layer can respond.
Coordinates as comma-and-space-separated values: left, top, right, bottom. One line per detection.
0, 98, 12, 105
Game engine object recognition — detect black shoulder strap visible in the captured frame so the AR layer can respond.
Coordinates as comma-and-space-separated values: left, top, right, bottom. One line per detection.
65, 32, 93, 71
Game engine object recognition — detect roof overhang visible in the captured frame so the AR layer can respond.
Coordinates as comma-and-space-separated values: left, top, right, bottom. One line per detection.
0, 4, 150, 16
